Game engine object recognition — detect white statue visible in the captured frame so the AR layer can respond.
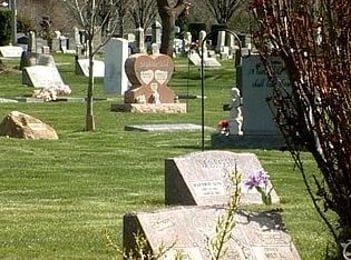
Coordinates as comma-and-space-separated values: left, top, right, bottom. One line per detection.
228, 87, 243, 135
152, 90, 160, 104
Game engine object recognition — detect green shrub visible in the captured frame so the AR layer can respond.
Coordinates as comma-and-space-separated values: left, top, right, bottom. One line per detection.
0, 10, 12, 46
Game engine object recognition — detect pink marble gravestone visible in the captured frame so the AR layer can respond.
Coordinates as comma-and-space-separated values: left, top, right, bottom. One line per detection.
124, 53, 176, 104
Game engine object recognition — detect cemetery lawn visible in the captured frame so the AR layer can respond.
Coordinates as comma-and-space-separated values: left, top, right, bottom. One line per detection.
0, 54, 336, 259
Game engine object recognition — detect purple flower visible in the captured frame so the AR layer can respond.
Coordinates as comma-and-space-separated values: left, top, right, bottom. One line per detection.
244, 170, 269, 190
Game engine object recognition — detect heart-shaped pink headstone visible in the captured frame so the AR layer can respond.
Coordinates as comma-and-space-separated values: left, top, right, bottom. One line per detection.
124, 54, 176, 104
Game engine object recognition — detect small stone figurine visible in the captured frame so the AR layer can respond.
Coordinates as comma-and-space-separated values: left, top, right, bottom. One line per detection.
228, 87, 243, 135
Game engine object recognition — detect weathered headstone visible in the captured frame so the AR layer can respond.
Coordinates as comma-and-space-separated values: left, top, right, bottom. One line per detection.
136, 27, 145, 53
188, 52, 221, 68
22, 65, 67, 89
124, 207, 300, 259
0, 46, 23, 58
165, 151, 279, 206
0, 111, 58, 140
152, 20, 162, 48
28, 31, 37, 53
76, 59, 105, 77
199, 30, 208, 58
104, 38, 129, 94
216, 31, 226, 52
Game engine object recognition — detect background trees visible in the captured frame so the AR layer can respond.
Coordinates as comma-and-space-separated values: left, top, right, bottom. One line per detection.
203, 0, 243, 24
251, 0, 351, 254
129, 0, 158, 30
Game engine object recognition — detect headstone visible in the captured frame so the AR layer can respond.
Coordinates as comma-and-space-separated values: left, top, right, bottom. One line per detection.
22, 65, 67, 89
151, 43, 159, 55
135, 27, 145, 53
239, 54, 290, 135
76, 59, 105, 77
37, 54, 56, 67
28, 31, 37, 53
216, 31, 226, 52
188, 52, 221, 68
152, 20, 162, 47
124, 53, 176, 104
198, 30, 207, 58
0, 111, 58, 140
124, 207, 301, 260
127, 33, 136, 42
104, 38, 129, 94
0, 46, 23, 58
183, 32, 192, 53
165, 151, 279, 206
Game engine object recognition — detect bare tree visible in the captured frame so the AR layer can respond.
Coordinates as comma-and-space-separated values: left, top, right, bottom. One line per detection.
156, 0, 190, 56
251, 0, 351, 253
62, 0, 119, 131
204, 0, 243, 24
129, 0, 158, 30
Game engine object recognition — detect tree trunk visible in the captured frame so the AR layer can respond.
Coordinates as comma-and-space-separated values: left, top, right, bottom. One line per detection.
157, 0, 188, 56
86, 39, 95, 131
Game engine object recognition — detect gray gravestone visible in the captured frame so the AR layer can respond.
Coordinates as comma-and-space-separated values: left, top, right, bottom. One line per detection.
239, 54, 290, 135
124, 207, 300, 260
104, 38, 129, 94
136, 27, 145, 53
22, 65, 66, 89
165, 151, 279, 206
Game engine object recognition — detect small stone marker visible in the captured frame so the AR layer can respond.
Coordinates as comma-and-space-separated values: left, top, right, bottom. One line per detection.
0, 111, 58, 140
165, 151, 279, 206
76, 59, 105, 77
124, 207, 300, 259
125, 123, 215, 132
22, 65, 66, 89
0, 46, 23, 58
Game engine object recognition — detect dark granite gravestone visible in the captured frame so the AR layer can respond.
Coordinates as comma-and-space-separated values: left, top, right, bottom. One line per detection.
165, 151, 279, 206
123, 206, 300, 259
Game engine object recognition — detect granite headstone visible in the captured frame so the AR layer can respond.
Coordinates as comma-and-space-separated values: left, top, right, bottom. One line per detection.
165, 151, 279, 206
124, 207, 300, 260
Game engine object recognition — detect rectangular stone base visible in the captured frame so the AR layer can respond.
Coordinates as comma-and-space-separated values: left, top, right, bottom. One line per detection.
111, 103, 187, 113
211, 132, 286, 150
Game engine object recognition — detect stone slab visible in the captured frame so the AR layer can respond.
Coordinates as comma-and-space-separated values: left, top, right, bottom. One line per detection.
76, 59, 105, 77
22, 65, 66, 89
0, 98, 18, 103
123, 207, 300, 260
125, 123, 215, 132
111, 103, 187, 113
188, 52, 221, 67
0, 46, 23, 58
165, 151, 279, 206
211, 132, 286, 150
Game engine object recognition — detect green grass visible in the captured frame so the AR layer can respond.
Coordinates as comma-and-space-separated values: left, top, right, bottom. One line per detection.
0, 54, 336, 259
